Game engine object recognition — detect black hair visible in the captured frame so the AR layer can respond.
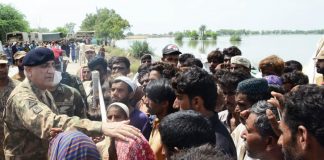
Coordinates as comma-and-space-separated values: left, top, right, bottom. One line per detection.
137, 63, 151, 82
281, 71, 309, 86
268, 84, 285, 94
111, 56, 130, 69
88, 56, 108, 72
250, 101, 279, 138
217, 70, 250, 92
159, 110, 216, 155
283, 60, 303, 73
145, 78, 176, 114
107, 56, 117, 70
223, 46, 241, 57
170, 144, 233, 160
149, 62, 178, 79
243, 91, 271, 105
182, 58, 203, 68
283, 84, 324, 147
172, 67, 217, 111
140, 54, 152, 61
207, 49, 224, 63
179, 53, 195, 64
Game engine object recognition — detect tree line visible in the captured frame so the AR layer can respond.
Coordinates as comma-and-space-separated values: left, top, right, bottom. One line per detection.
0, 3, 130, 43
171, 26, 324, 41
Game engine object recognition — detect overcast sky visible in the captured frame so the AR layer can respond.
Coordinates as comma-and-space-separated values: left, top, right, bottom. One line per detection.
2, 0, 324, 34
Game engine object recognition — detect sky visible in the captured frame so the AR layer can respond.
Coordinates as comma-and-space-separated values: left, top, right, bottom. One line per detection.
2, 0, 324, 34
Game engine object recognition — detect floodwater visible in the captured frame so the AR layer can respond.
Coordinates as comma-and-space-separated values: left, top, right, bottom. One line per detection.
116, 34, 324, 70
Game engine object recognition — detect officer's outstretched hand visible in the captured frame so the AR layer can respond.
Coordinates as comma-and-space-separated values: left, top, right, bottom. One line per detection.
101, 120, 141, 141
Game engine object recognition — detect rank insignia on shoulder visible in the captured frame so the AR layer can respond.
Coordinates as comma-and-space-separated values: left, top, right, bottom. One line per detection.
32, 106, 43, 114
28, 101, 37, 109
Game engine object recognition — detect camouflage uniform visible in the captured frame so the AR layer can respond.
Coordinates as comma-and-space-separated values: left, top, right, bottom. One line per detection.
50, 83, 87, 118
61, 72, 88, 107
85, 79, 111, 121
3, 79, 102, 159
0, 78, 19, 160
11, 73, 25, 82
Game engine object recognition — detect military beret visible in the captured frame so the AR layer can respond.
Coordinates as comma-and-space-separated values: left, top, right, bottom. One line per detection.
237, 78, 269, 95
23, 47, 55, 66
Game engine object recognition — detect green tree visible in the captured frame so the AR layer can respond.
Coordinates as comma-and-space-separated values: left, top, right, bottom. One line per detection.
80, 13, 97, 31
189, 30, 199, 40
199, 25, 207, 40
81, 8, 130, 44
174, 32, 184, 41
183, 30, 191, 37
52, 27, 68, 37
0, 4, 29, 42
95, 8, 130, 40
205, 30, 217, 40
130, 41, 153, 58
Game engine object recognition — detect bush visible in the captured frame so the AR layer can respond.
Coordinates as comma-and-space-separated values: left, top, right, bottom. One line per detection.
129, 41, 153, 58
211, 32, 217, 40
230, 34, 241, 41
174, 32, 184, 41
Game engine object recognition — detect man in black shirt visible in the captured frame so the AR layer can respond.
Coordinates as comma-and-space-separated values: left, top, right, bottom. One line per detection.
172, 67, 237, 159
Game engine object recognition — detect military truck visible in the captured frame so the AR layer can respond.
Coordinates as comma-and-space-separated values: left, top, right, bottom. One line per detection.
6, 32, 63, 43
67, 31, 95, 44
6, 32, 29, 43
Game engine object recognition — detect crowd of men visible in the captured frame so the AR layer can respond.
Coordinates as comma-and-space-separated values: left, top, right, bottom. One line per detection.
0, 40, 323, 160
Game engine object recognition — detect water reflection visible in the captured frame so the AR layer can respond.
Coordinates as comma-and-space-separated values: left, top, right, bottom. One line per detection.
230, 40, 241, 46
175, 39, 183, 47
188, 40, 199, 49
197, 40, 217, 54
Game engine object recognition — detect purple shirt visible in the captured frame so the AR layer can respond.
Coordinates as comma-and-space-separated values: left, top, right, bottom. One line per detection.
129, 109, 151, 139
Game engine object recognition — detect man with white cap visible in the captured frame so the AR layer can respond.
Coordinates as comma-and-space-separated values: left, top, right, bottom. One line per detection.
0, 54, 19, 159
111, 76, 149, 137
314, 50, 324, 85
230, 55, 253, 77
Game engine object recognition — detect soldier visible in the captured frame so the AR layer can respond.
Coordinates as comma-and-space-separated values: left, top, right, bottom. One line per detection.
0, 54, 19, 159
3, 48, 140, 159
86, 57, 112, 120
11, 51, 26, 81
60, 53, 88, 107
48, 58, 87, 118
84, 46, 96, 63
